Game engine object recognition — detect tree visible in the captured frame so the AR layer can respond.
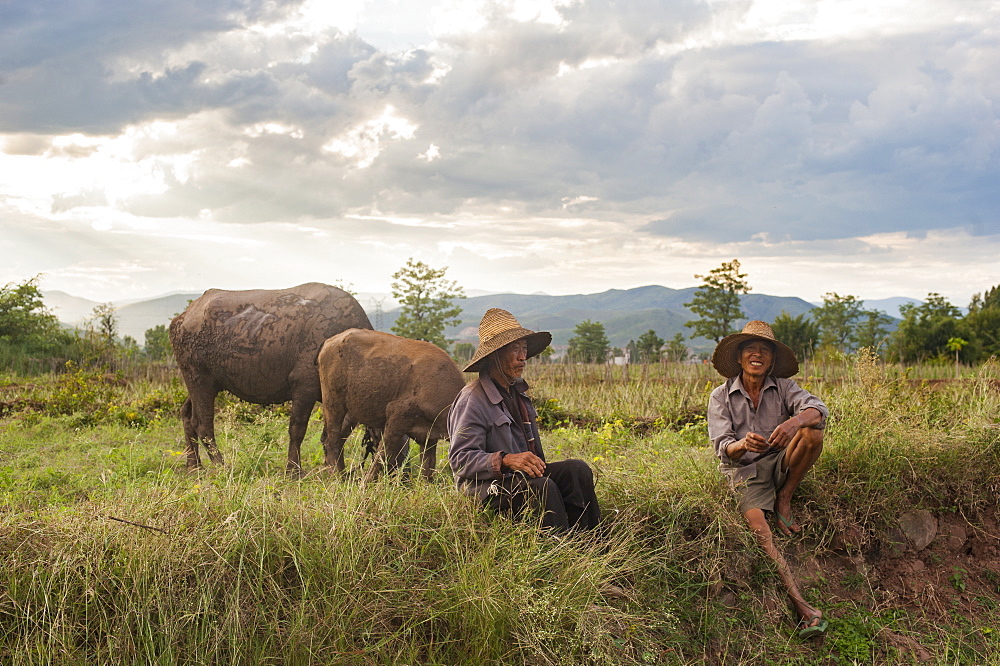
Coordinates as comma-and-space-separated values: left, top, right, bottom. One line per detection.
635, 329, 664, 363
892, 293, 963, 363
812, 293, 863, 352
451, 341, 474, 365
567, 320, 609, 363
331, 280, 357, 297
90, 303, 118, 342
625, 339, 638, 364
771, 311, 820, 361
684, 259, 750, 342
853, 309, 893, 354
144, 324, 173, 360
664, 333, 688, 363
390, 258, 465, 350
0, 276, 62, 348
946, 337, 968, 367
964, 284, 1000, 361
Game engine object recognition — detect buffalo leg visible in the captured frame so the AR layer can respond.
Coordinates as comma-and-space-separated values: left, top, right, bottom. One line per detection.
184, 385, 221, 468
319, 401, 351, 475
418, 438, 438, 481
390, 436, 410, 473
286, 397, 316, 475
365, 418, 409, 482
180, 398, 201, 468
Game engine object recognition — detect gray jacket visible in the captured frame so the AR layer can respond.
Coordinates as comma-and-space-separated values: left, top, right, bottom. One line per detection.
447, 374, 545, 500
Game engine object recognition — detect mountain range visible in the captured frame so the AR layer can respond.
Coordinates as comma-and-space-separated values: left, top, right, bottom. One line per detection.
43, 286, 917, 353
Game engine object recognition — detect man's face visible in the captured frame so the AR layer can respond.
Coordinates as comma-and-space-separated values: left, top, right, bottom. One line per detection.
497, 339, 528, 379
739, 340, 774, 379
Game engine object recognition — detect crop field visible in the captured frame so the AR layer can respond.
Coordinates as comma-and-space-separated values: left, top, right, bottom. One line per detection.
0, 354, 999, 664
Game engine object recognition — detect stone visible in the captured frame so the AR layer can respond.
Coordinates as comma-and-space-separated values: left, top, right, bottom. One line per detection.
898, 510, 937, 552
935, 517, 968, 553
882, 525, 911, 556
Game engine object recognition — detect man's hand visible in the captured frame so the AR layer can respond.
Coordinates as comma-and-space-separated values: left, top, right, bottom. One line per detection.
768, 418, 800, 449
742, 432, 771, 454
503, 451, 546, 478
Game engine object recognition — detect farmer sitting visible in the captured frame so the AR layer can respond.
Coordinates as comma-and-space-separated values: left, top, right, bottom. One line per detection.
447, 308, 601, 532
708, 320, 829, 638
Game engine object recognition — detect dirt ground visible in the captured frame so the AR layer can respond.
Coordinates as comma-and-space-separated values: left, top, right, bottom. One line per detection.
791, 511, 1000, 661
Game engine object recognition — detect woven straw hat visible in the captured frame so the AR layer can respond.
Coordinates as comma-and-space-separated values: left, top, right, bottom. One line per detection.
711, 320, 799, 378
463, 308, 552, 373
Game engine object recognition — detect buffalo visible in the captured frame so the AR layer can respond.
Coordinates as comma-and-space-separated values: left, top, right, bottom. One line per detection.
318, 329, 466, 480
169, 283, 372, 472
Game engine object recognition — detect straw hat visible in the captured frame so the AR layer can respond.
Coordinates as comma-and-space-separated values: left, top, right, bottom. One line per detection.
711, 320, 799, 378
463, 308, 552, 373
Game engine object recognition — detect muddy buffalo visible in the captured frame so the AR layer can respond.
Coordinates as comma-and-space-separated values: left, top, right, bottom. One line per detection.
169, 283, 372, 472
318, 329, 466, 480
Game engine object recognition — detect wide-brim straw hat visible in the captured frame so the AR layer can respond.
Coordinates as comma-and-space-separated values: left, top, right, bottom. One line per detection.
463, 308, 552, 373
712, 320, 799, 378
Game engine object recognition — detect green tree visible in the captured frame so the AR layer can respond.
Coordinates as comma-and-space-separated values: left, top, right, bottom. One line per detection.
946, 337, 968, 367
684, 259, 750, 342
892, 293, 963, 363
812, 293, 863, 352
664, 332, 688, 363
854, 309, 894, 354
144, 324, 173, 360
625, 339, 638, 364
0, 276, 62, 349
771, 311, 820, 361
451, 341, 474, 364
331, 280, 357, 297
964, 285, 1000, 361
390, 258, 465, 350
636, 329, 665, 363
537, 345, 554, 363
567, 320, 609, 363
90, 303, 118, 343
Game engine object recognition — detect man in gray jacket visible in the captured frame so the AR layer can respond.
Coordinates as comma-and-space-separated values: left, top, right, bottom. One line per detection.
447, 308, 601, 532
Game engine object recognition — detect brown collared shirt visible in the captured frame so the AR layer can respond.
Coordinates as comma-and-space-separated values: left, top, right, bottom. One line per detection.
708, 374, 828, 469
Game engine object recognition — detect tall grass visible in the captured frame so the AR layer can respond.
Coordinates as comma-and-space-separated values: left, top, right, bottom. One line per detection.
0, 357, 998, 663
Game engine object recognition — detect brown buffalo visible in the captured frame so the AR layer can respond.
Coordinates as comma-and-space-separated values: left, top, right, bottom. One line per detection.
318, 329, 466, 480
169, 283, 372, 472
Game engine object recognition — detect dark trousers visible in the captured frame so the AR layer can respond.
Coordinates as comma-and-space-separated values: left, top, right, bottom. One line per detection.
483, 459, 601, 531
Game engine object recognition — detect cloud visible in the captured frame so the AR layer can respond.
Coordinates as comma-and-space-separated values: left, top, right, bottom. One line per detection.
0, 0, 996, 305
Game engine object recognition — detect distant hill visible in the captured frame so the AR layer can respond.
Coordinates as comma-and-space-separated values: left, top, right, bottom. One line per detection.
862, 297, 923, 319
114, 294, 200, 341
44, 290, 102, 326
43, 290, 202, 342
45, 285, 916, 352
380, 286, 817, 352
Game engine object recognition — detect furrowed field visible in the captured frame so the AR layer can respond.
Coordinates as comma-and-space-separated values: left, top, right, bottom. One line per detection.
0, 355, 998, 665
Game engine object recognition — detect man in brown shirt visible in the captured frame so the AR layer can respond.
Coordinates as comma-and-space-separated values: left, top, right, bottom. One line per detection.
708, 320, 828, 639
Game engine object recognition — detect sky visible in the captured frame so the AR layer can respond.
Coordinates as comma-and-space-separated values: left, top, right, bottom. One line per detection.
1, 0, 998, 308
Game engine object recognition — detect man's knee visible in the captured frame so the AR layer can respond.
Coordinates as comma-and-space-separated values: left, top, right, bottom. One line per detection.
793, 427, 823, 453
560, 458, 594, 480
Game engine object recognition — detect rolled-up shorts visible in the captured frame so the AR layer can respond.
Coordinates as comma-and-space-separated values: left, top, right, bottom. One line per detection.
722, 448, 788, 514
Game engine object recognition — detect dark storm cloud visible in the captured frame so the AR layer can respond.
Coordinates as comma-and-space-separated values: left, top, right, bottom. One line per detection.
2, 0, 997, 248
0, 0, 302, 132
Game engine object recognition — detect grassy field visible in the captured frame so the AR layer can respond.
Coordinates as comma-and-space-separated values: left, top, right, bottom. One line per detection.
0, 354, 998, 664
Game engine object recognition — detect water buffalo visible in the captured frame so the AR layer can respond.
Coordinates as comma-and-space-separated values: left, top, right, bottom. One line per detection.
169, 283, 372, 472
318, 329, 466, 481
